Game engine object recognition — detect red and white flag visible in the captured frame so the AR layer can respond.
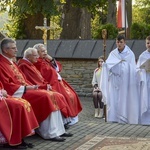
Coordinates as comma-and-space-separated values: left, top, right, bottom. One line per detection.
117, 0, 128, 28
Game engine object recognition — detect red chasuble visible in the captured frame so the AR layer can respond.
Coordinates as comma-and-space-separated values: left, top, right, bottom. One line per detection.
0, 54, 64, 123
0, 82, 39, 146
34, 58, 82, 117
18, 59, 71, 118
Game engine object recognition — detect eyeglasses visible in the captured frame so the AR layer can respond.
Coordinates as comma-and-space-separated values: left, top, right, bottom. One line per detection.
6, 47, 17, 50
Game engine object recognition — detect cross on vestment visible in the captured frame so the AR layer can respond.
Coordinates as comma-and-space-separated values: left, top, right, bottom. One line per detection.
35, 17, 50, 49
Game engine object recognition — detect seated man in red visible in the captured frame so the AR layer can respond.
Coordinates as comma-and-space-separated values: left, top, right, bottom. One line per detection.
0, 38, 71, 142
0, 81, 39, 149
33, 44, 82, 125
18, 47, 73, 129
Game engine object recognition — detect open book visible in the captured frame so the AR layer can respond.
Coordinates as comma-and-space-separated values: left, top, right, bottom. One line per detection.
140, 59, 150, 72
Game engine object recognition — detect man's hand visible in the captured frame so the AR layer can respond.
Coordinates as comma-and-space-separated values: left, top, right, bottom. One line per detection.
26, 85, 39, 90
47, 84, 52, 91
0, 89, 8, 100
1, 89, 8, 98
45, 54, 53, 61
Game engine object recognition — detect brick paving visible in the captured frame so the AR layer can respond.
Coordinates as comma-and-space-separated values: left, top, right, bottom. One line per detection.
2, 97, 150, 150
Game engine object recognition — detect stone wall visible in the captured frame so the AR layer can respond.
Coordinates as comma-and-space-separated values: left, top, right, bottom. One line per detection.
58, 59, 98, 97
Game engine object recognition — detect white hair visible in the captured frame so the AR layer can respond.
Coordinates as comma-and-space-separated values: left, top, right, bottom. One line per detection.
33, 43, 45, 52
23, 47, 37, 58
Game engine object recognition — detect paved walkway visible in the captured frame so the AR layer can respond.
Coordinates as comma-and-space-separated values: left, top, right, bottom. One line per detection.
3, 97, 150, 149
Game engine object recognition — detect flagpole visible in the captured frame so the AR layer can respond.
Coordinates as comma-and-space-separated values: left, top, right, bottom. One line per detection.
124, 0, 126, 37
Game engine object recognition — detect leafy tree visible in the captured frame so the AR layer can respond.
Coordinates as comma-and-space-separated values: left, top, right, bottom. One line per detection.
60, 0, 118, 39
0, 0, 59, 39
106, 0, 116, 25
94, 23, 118, 39
0, 0, 119, 39
131, 23, 150, 39
60, 0, 92, 39
133, 0, 150, 24
130, 0, 150, 39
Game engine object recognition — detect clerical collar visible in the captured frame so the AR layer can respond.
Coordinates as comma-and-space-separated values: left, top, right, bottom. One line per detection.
118, 46, 127, 54
118, 48, 124, 53
1, 54, 13, 64
23, 57, 31, 63
118, 49, 123, 53
146, 49, 150, 53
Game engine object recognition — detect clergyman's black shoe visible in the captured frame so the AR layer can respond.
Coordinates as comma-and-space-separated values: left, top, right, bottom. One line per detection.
64, 124, 70, 129
22, 140, 35, 148
50, 136, 66, 142
3, 143, 28, 149
60, 132, 73, 137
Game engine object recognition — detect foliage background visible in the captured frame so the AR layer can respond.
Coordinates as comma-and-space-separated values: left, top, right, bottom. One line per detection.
0, 0, 150, 39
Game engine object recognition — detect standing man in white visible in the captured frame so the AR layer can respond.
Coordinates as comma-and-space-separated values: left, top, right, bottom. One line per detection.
137, 35, 150, 125
100, 34, 139, 124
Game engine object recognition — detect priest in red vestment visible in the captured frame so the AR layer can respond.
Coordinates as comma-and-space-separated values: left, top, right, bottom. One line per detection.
17, 47, 73, 125
33, 44, 82, 125
0, 81, 39, 148
0, 38, 72, 142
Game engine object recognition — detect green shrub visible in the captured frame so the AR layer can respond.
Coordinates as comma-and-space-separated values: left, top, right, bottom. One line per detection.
131, 22, 150, 39
93, 23, 118, 39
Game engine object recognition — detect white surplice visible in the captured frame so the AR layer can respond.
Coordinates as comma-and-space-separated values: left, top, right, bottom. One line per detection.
100, 45, 139, 124
137, 50, 150, 125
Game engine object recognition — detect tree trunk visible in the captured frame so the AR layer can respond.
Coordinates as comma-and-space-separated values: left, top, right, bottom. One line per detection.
60, 0, 91, 39
23, 13, 49, 39
126, 0, 132, 39
106, 0, 117, 25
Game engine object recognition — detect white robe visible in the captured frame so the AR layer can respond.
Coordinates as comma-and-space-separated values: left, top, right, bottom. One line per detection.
137, 50, 150, 125
100, 45, 139, 124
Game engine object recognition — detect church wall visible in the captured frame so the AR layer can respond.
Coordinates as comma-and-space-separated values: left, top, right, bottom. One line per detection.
58, 58, 98, 97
